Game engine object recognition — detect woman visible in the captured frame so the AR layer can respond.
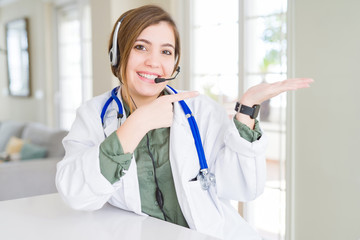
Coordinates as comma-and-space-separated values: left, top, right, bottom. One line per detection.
56, 5, 312, 240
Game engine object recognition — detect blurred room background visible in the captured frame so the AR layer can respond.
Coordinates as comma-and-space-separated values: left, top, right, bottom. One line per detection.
0, 0, 359, 239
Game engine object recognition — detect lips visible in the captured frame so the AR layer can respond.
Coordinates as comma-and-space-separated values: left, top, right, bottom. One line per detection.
137, 72, 161, 83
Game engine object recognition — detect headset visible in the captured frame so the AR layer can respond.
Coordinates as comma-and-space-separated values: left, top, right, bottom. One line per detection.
109, 16, 125, 67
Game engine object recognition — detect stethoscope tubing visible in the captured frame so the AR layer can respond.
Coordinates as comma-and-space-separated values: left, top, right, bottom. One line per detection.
111, 87, 122, 112
166, 85, 208, 170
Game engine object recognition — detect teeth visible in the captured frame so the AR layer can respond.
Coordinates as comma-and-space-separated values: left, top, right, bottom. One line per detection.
138, 72, 158, 80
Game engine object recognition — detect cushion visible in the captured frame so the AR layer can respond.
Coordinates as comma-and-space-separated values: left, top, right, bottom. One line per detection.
0, 121, 26, 152
20, 143, 48, 160
0, 152, 8, 161
5, 137, 25, 154
9, 153, 21, 161
21, 123, 68, 158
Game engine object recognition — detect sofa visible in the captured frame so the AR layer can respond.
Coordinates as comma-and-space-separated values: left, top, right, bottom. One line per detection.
0, 120, 68, 201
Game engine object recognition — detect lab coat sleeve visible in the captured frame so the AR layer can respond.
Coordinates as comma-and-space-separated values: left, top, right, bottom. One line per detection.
56, 101, 119, 211
217, 121, 267, 201
195, 96, 268, 202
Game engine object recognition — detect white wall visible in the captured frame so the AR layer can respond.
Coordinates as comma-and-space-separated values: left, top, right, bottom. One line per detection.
292, 0, 360, 239
90, 0, 113, 96
0, 0, 52, 124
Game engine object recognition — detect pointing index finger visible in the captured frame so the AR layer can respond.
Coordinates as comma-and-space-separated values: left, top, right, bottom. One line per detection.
167, 91, 200, 103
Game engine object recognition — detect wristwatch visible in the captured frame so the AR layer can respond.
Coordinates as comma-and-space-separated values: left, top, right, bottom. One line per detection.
234, 102, 260, 119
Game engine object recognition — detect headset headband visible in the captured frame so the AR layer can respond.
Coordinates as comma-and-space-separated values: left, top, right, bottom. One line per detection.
109, 16, 125, 67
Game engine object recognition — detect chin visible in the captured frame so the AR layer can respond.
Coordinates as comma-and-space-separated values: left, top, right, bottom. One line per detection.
135, 84, 165, 97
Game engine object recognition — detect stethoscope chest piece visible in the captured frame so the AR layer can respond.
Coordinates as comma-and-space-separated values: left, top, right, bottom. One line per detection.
198, 169, 216, 190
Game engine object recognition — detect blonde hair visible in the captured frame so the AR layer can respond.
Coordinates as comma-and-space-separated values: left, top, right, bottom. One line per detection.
108, 5, 181, 112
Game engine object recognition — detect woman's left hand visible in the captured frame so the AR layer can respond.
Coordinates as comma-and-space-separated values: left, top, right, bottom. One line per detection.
236, 78, 314, 129
240, 78, 314, 106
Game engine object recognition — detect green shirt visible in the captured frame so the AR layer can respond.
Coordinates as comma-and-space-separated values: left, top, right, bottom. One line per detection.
99, 94, 262, 228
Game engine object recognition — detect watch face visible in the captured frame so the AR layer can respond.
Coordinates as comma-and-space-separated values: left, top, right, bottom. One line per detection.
252, 104, 261, 119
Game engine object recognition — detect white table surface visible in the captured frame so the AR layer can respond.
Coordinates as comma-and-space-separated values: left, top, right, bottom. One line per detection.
0, 193, 220, 240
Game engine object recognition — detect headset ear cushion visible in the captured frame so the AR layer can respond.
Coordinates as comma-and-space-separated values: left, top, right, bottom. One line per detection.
109, 47, 117, 66
109, 50, 113, 63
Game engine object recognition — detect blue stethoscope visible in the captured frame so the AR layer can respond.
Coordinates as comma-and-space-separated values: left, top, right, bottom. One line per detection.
101, 85, 215, 190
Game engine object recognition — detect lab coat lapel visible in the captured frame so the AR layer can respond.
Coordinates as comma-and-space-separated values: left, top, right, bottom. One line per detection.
169, 100, 199, 230
170, 102, 200, 180
103, 108, 118, 137
168, 87, 200, 181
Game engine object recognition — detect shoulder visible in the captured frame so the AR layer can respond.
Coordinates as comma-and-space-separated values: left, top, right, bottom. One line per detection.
77, 90, 112, 116
65, 90, 112, 139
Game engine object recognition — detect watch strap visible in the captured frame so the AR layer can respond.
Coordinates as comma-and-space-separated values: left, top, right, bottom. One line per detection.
234, 102, 260, 119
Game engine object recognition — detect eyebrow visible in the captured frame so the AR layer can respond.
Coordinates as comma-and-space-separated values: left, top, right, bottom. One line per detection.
135, 38, 175, 50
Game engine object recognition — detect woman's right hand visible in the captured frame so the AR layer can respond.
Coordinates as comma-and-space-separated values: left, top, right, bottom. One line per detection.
116, 91, 199, 153
135, 91, 199, 131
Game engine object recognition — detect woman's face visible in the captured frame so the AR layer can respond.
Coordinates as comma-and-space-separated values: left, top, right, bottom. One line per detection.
125, 21, 176, 101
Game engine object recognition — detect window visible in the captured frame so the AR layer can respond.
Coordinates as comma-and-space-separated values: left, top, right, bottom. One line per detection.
243, 1, 287, 239
56, 1, 92, 130
190, 0, 288, 239
190, 0, 239, 112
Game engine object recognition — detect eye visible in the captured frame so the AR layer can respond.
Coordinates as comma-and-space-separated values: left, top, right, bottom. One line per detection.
134, 45, 146, 51
162, 49, 172, 56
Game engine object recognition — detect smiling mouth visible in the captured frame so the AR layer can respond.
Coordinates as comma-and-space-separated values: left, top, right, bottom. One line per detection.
137, 72, 160, 80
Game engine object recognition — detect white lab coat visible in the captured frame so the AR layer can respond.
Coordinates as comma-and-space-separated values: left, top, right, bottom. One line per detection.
56, 86, 268, 240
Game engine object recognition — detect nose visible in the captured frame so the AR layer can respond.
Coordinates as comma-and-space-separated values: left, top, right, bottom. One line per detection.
144, 51, 161, 69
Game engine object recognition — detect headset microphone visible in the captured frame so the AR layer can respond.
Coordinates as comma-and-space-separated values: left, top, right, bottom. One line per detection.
154, 66, 180, 83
